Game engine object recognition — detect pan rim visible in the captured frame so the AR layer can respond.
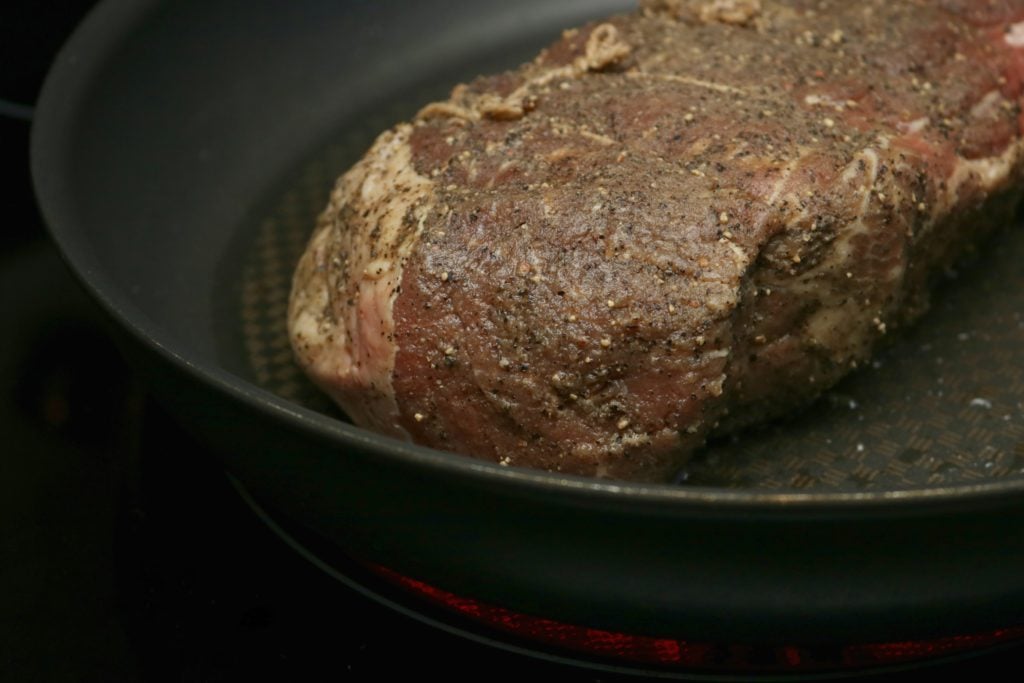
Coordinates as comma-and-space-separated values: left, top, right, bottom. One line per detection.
30, 0, 1024, 517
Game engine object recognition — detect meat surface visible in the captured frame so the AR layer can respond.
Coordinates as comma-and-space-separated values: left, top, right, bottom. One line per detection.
289, 0, 1024, 482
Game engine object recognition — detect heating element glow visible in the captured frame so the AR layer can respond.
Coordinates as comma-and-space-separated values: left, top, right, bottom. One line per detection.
373, 565, 1024, 673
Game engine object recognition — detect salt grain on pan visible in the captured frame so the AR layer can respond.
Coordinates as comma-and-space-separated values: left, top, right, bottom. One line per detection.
970, 398, 993, 409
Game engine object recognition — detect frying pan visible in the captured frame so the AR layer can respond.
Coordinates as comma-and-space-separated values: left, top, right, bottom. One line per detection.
31, 0, 1024, 666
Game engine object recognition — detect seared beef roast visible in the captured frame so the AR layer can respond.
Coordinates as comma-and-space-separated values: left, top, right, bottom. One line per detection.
289, 0, 1024, 481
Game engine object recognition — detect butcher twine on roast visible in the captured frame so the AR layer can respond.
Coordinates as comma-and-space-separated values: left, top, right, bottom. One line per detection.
289, 0, 1024, 482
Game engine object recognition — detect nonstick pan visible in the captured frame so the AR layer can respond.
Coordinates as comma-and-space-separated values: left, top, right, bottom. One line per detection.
31, 0, 1024, 662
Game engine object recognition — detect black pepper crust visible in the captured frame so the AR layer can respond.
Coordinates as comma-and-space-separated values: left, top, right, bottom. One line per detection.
299, 0, 1024, 481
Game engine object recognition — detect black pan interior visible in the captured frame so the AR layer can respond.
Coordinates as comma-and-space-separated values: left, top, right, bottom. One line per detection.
41, 0, 628, 369
35, 0, 1024, 495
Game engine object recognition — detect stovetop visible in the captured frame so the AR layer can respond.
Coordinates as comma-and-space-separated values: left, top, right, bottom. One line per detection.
5, 3, 1024, 681
0, 239, 602, 681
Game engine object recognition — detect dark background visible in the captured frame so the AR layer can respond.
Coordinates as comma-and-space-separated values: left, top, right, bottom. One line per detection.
3, 2, 1022, 681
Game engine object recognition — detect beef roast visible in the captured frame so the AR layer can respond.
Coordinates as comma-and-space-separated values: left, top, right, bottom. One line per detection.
289, 0, 1024, 482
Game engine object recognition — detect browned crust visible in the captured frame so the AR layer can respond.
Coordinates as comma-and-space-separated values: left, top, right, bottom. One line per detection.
298, 0, 1024, 481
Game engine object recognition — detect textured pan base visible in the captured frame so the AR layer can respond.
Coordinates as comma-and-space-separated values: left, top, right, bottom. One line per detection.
232, 93, 1024, 493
